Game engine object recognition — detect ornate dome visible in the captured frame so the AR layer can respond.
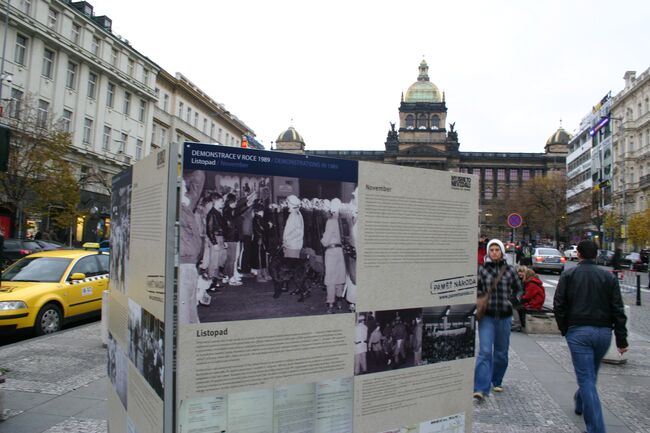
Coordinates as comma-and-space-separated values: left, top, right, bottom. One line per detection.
276, 126, 304, 144
404, 60, 442, 103
546, 127, 571, 146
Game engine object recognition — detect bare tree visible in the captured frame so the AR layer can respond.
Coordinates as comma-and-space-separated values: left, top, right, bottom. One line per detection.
0, 95, 80, 237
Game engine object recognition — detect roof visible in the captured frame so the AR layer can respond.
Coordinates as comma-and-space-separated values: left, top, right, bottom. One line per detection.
276, 126, 305, 143
27, 250, 109, 259
404, 60, 442, 103
546, 127, 572, 146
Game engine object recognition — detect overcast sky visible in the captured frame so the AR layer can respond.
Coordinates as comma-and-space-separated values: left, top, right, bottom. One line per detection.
92, 0, 649, 153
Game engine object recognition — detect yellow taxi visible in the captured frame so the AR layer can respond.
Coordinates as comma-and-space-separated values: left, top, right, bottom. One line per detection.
0, 249, 109, 335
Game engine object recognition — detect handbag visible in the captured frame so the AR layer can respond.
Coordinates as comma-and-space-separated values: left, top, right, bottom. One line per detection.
476, 265, 507, 321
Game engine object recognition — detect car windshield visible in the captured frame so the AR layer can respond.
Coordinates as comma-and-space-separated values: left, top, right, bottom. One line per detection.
1, 257, 72, 282
538, 249, 560, 256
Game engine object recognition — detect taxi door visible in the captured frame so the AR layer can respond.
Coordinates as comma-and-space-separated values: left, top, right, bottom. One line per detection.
66, 255, 108, 316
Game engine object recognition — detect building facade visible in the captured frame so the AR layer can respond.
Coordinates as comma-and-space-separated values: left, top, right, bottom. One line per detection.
565, 93, 614, 245
0, 0, 258, 241
279, 61, 567, 240
611, 68, 650, 248
152, 70, 258, 156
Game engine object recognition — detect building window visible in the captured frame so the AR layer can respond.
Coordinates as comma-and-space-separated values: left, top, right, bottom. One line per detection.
83, 118, 93, 144
151, 124, 157, 144
210, 123, 215, 138
47, 8, 58, 30
37, 99, 49, 127
203, 118, 207, 133
19, 0, 31, 14
62, 109, 72, 132
119, 133, 128, 153
14, 34, 28, 65
484, 168, 493, 180
8, 88, 23, 119
218, 128, 222, 142
106, 82, 115, 108
534, 169, 543, 177
91, 37, 100, 56
123, 92, 131, 115
87, 72, 97, 99
135, 139, 143, 161
163, 94, 169, 112
522, 169, 531, 181
42, 48, 55, 79
405, 114, 414, 128
186, 107, 191, 123
431, 115, 440, 129
178, 102, 183, 117
417, 113, 427, 129
142, 69, 149, 85
225, 132, 230, 145
127, 58, 135, 76
497, 168, 506, 180
484, 188, 493, 200
103, 126, 111, 150
111, 48, 118, 67
138, 99, 146, 122
71, 23, 81, 44
194, 112, 199, 127
65, 62, 77, 89
161, 128, 167, 146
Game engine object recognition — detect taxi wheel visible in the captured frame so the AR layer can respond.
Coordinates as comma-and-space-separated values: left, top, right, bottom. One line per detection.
35, 303, 63, 335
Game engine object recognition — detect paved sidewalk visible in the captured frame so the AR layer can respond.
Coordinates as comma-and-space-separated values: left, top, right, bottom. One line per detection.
0, 290, 648, 433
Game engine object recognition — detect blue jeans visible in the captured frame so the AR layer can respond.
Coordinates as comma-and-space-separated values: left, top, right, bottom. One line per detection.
474, 315, 512, 394
566, 326, 611, 433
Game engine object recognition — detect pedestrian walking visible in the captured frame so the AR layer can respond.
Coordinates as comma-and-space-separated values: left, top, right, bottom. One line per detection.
553, 239, 628, 433
473, 239, 523, 400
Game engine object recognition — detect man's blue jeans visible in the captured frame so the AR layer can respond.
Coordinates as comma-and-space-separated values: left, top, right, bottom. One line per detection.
474, 315, 512, 395
566, 326, 611, 433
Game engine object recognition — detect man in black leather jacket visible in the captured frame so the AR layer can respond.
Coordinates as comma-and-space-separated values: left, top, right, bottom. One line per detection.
553, 239, 628, 433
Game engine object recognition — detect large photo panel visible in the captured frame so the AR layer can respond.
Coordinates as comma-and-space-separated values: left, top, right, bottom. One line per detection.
179, 144, 359, 324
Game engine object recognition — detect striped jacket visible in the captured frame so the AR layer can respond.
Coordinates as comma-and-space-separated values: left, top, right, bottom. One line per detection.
477, 259, 523, 318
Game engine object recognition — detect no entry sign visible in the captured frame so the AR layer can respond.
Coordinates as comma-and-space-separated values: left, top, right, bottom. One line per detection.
507, 212, 523, 229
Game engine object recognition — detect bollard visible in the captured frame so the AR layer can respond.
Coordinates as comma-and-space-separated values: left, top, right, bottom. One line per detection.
637, 274, 642, 306
101, 289, 110, 347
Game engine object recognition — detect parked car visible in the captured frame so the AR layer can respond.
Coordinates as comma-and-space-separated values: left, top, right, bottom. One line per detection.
596, 250, 614, 266
34, 240, 66, 251
1, 238, 46, 268
532, 247, 566, 274
621, 252, 648, 271
0, 249, 109, 335
563, 245, 578, 261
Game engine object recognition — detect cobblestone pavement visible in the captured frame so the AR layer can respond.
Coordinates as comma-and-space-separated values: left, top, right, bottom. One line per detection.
42, 418, 107, 433
472, 347, 583, 433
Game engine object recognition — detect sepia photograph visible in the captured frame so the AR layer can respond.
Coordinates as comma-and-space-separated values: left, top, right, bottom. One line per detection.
127, 299, 164, 399
110, 167, 132, 294
421, 304, 476, 365
179, 168, 358, 324
107, 332, 128, 409
354, 308, 424, 375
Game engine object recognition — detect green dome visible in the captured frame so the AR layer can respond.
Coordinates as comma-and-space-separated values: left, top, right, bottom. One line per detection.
404, 59, 442, 103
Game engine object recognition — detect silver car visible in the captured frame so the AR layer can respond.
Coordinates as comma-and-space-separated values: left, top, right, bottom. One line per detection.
531, 248, 566, 274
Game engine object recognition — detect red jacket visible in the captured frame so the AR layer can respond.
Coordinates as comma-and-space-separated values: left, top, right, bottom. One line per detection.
522, 277, 545, 310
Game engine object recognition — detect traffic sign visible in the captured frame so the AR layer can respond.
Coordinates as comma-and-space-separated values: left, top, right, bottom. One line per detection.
507, 213, 523, 229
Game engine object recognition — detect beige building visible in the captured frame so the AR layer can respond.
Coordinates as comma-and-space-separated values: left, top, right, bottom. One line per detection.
611, 68, 650, 244
152, 70, 257, 153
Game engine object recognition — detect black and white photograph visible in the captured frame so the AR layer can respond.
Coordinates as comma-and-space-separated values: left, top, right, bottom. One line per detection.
127, 299, 164, 399
354, 308, 424, 375
110, 167, 132, 293
107, 332, 128, 409
179, 168, 358, 324
421, 304, 476, 365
